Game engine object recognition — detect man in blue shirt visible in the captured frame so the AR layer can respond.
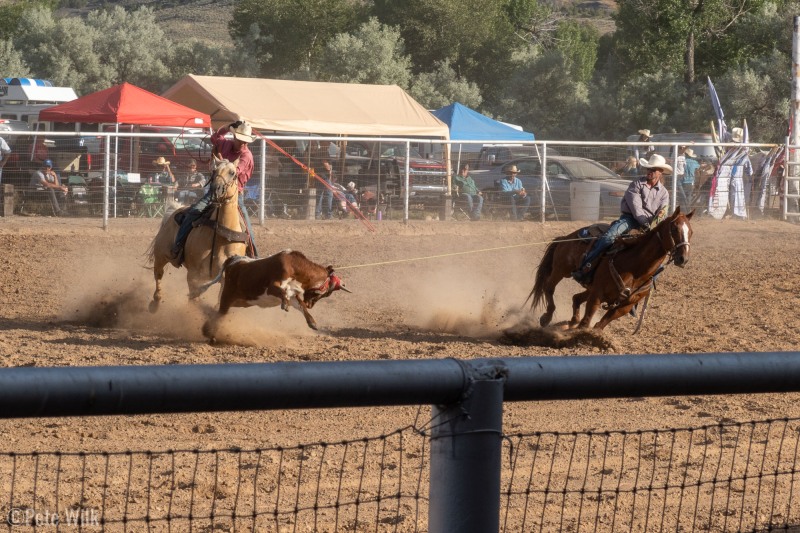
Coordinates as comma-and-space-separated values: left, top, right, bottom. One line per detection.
500, 165, 531, 220
572, 153, 671, 285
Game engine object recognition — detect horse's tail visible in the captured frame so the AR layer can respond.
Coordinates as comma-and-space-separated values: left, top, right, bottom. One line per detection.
192, 255, 249, 298
525, 239, 560, 310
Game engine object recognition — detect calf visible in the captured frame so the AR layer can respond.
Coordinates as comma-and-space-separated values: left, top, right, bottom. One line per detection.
197, 250, 350, 342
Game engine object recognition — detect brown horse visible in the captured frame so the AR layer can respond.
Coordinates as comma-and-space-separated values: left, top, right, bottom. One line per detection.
527, 207, 694, 330
146, 155, 248, 312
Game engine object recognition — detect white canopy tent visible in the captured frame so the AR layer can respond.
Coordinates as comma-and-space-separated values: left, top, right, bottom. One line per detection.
162, 75, 449, 138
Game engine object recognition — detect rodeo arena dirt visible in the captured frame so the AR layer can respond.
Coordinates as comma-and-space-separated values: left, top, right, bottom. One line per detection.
0, 211, 799, 532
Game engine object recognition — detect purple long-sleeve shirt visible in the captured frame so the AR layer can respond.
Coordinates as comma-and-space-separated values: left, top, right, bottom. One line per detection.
621, 177, 669, 226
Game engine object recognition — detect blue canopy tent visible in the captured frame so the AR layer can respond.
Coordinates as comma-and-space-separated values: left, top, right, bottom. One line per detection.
431, 102, 535, 172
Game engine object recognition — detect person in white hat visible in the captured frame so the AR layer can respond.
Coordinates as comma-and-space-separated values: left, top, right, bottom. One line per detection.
171, 120, 258, 263
635, 129, 654, 161
681, 148, 700, 208
572, 153, 671, 285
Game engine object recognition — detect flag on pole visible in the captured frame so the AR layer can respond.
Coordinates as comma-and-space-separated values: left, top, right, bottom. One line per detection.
707, 77, 728, 142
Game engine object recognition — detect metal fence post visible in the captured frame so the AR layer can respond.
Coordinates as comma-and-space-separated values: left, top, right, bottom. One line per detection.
429, 364, 506, 533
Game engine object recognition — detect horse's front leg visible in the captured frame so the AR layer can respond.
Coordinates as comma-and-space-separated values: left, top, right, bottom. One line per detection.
569, 290, 589, 328
593, 303, 636, 330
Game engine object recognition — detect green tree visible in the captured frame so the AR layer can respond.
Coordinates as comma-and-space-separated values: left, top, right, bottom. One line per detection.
554, 20, 599, 84
229, 0, 365, 78
613, 0, 768, 84
408, 60, 483, 109
496, 49, 588, 138
0, 0, 57, 41
0, 40, 30, 79
372, 0, 522, 103
88, 6, 171, 91
13, 7, 108, 93
313, 18, 412, 86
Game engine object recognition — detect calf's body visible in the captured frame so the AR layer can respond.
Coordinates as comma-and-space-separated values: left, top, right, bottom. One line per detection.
200, 250, 349, 343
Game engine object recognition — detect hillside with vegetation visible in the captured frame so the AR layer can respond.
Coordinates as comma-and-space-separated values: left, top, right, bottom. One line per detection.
1, 0, 794, 142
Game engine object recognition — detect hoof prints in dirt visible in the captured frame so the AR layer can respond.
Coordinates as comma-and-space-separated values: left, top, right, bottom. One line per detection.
500, 320, 615, 350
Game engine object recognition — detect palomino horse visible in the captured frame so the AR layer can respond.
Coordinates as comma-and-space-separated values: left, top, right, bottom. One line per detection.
527, 207, 694, 330
146, 155, 248, 312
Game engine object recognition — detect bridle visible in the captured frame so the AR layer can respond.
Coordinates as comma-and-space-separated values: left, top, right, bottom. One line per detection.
209, 160, 238, 206
657, 216, 691, 264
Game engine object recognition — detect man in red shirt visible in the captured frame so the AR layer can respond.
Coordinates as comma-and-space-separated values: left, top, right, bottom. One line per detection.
171, 120, 258, 262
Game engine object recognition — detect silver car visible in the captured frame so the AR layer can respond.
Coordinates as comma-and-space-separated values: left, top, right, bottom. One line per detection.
470, 155, 633, 220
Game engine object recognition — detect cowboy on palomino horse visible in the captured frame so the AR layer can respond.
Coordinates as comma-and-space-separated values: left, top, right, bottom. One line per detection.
571, 153, 671, 286
170, 120, 259, 264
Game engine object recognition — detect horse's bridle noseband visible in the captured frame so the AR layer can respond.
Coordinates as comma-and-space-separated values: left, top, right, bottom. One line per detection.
210, 164, 238, 206
658, 218, 690, 262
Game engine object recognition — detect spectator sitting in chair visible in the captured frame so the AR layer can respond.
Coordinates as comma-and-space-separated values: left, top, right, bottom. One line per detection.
29, 159, 68, 216
344, 181, 359, 208
149, 156, 176, 185
500, 165, 531, 221
453, 164, 483, 220
177, 159, 206, 205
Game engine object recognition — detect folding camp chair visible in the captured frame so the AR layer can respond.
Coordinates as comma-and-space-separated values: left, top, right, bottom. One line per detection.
138, 184, 164, 217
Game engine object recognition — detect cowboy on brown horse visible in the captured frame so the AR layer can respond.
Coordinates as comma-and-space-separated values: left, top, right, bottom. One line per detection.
572, 153, 672, 285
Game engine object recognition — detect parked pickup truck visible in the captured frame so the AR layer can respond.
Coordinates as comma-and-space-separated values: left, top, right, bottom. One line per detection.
344, 141, 448, 202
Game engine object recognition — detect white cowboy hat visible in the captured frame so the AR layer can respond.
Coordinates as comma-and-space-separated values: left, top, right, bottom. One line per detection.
153, 156, 170, 166
730, 127, 744, 143
639, 153, 673, 174
638, 129, 651, 138
230, 121, 255, 143
347, 181, 356, 189
505, 165, 520, 175
684, 148, 696, 158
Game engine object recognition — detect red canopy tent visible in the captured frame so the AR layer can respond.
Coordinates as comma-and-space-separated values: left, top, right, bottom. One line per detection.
38, 82, 211, 126
38, 83, 211, 226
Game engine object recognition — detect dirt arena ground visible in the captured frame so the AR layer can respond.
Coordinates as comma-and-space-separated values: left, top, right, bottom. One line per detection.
0, 214, 798, 529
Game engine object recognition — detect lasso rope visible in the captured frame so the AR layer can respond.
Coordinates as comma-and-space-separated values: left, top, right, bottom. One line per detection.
335, 239, 570, 270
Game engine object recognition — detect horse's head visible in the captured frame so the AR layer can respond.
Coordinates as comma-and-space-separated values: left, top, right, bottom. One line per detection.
658, 206, 694, 267
210, 154, 239, 204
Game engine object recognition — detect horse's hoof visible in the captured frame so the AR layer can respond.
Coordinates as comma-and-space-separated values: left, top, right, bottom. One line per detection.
308, 322, 318, 331
539, 314, 552, 327
148, 300, 159, 313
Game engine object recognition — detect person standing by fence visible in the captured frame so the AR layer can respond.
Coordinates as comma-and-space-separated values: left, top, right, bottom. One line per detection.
681, 148, 699, 208
0, 136, 10, 183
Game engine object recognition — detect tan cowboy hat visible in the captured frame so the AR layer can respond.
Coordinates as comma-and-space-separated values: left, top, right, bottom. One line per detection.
505, 165, 520, 175
730, 127, 744, 143
684, 148, 696, 158
639, 153, 673, 174
638, 129, 651, 138
230, 121, 255, 143
153, 156, 170, 166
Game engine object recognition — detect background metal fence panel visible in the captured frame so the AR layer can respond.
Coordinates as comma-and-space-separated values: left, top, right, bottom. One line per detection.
0, 130, 795, 225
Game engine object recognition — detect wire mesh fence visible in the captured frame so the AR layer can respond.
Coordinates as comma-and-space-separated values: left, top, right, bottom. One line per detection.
2, 417, 800, 532
0, 130, 793, 223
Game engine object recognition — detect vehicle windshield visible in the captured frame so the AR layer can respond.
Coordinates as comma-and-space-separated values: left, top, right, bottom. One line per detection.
378, 143, 423, 159
561, 159, 618, 180
171, 135, 207, 151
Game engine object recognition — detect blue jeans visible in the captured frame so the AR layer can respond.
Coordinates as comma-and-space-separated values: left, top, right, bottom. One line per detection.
463, 194, 483, 219
173, 188, 258, 257
316, 187, 333, 218
508, 193, 531, 220
580, 212, 640, 269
